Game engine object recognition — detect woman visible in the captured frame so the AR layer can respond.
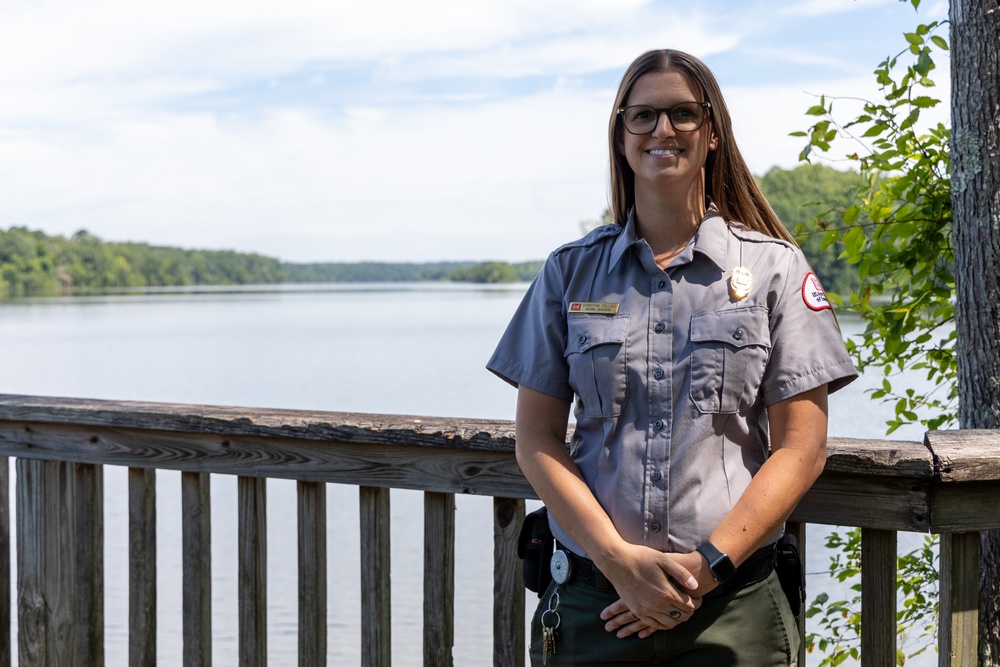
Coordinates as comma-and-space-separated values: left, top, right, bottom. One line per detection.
488, 49, 857, 665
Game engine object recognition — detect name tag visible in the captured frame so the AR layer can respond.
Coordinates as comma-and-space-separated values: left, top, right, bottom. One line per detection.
568, 301, 619, 315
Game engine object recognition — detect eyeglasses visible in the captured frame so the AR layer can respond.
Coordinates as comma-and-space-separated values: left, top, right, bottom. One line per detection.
617, 102, 712, 135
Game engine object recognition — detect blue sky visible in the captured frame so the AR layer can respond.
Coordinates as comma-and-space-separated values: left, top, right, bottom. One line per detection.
0, 0, 949, 263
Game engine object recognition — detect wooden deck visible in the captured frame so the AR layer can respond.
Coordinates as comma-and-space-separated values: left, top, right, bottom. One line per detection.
1, 394, 999, 666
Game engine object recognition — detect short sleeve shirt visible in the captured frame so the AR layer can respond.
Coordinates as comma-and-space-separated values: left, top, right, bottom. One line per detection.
487, 208, 858, 557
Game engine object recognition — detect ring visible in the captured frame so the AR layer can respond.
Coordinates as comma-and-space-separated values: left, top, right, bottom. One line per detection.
668, 610, 682, 620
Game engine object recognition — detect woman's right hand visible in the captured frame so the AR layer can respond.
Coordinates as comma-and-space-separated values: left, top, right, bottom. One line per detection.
597, 544, 703, 637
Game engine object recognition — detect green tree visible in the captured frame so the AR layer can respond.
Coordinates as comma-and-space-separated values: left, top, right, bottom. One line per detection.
756, 164, 866, 295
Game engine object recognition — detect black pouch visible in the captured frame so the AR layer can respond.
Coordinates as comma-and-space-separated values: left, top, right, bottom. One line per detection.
517, 506, 554, 597
775, 533, 805, 617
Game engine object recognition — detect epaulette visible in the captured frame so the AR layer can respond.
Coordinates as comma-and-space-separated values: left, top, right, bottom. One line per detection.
551, 224, 623, 256
727, 222, 798, 250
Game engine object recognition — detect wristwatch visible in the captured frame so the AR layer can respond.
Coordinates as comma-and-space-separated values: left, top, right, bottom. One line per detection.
696, 540, 737, 585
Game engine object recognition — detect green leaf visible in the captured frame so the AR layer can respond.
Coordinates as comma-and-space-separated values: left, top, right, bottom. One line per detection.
930, 35, 949, 50
904, 32, 924, 46
911, 96, 939, 108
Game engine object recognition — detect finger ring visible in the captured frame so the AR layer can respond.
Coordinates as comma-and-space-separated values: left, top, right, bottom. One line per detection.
668, 610, 682, 620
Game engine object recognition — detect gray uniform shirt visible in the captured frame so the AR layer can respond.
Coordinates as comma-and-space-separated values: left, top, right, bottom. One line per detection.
487, 208, 858, 557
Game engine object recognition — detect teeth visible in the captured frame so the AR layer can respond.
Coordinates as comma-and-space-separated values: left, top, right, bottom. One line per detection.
649, 149, 680, 155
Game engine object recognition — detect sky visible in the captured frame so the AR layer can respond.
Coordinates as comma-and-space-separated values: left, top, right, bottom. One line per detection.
0, 0, 950, 264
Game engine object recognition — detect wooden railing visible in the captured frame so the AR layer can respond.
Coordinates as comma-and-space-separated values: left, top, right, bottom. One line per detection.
0, 394, 998, 666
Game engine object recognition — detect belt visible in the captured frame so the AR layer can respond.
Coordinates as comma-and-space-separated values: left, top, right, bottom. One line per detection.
558, 544, 776, 596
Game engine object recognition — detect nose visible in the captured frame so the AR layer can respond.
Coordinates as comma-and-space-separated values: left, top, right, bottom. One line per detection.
651, 110, 676, 138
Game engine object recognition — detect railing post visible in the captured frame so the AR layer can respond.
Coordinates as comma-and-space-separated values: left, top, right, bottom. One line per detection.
183, 471, 212, 666
298, 480, 327, 667
1, 456, 10, 667
129, 467, 156, 667
939, 531, 980, 667
239, 476, 268, 667
860, 528, 897, 667
493, 497, 525, 667
423, 491, 455, 667
16, 459, 104, 667
360, 486, 391, 667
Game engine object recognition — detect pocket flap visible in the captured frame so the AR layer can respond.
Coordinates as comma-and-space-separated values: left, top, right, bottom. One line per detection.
690, 308, 769, 349
566, 314, 629, 355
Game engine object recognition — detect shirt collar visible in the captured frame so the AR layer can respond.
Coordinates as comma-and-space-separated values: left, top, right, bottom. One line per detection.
608, 203, 729, 273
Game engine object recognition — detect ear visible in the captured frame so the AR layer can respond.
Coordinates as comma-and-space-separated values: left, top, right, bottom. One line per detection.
709, 134, 718, 151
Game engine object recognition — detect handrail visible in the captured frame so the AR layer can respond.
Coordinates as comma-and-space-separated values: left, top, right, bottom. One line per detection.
1, 394, 999, 666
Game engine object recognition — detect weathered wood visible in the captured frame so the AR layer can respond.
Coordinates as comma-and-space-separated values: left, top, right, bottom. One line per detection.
860, 528, 896, 667
824, 437, 935, 478
1, 456, 10, 667
238, 476, 267, 667
939, 532, 980, 667
297, 480, 326, 667
129, 467, 156, 667
360, 486, 391, 667
929, 480, 1000, 532
785, 520, 806, 667
182, 471, 212, 666
925, 430, 1000, 483
423, 492, 455, 667
76, 464, 104, 667
790, 473, 931, 531
0, 421, 535, 500
0, 394, 518, 453
16, 459, 102, 666
493, 497, 524, 667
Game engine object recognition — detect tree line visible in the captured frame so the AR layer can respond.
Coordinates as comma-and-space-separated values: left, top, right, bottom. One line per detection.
1, 163, 862, 298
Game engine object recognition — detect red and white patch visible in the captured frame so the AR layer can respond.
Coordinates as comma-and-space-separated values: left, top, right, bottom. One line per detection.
801, 273, 831, 311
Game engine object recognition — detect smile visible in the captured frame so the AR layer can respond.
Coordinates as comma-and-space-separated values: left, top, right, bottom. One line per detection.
648, 148, 681, 156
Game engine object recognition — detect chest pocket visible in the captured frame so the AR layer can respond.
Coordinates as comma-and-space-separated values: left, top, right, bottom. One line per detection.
689, 308, 770, 414
565, 314, 629, 418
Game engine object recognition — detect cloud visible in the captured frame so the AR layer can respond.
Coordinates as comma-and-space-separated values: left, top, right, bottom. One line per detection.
0, 0, 951, 263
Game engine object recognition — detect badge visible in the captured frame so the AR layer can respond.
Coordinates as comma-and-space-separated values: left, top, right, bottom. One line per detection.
728, 267, 752, 300
568, 302, 619, 315
802, 272, 831, 311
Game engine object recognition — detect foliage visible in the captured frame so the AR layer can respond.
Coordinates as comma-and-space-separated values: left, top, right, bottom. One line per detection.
281, 260, 472, 283
806, 529, 939, 666
793, 12, 954, 436
756, 164, 866, 296
0, 226, 283, 297
794, 2, 950, 664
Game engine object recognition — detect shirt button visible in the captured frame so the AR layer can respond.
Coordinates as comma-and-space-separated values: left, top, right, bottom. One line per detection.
650, 522, 662, 532
653, 368, 664, 380
654, 323, 665, 333
654, 419, 664, 430
578, 335, 587, 344
651, 470, 662, 482
658, 280, 666, 289
733, 328, 744, 340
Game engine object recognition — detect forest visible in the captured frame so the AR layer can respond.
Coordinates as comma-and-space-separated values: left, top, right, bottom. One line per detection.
0, 164, 862, 298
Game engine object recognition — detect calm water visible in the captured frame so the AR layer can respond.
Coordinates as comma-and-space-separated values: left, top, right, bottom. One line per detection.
0, 283, 937, 665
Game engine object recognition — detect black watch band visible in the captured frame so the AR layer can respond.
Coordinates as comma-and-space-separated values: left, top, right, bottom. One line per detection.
696, 541, 737, 584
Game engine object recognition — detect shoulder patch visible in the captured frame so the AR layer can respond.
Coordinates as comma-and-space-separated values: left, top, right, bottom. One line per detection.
801, 272, 831, 311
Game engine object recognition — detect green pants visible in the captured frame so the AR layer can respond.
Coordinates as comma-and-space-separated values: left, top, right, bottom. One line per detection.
529, 569, 799, 666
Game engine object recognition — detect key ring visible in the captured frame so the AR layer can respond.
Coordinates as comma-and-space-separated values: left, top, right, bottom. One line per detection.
540, 608, 561, 630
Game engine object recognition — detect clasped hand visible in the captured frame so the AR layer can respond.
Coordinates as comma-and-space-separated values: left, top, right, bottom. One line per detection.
598, 548, 715, 639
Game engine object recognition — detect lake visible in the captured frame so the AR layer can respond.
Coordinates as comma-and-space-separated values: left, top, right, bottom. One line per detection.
0, 283, 938, 665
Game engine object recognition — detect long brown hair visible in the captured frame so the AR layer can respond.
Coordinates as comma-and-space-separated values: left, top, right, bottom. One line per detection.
608, 49, 793, 243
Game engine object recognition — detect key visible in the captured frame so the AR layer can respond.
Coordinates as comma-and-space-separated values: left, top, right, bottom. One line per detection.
542, 624, 555, 664
541, 589, 561, 664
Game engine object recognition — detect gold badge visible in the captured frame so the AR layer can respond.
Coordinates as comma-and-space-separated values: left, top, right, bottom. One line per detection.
568, 301, 620, 315
729, 267, 752, 300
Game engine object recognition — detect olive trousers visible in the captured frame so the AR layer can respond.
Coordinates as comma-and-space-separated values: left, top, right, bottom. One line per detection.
529, 569, 799, 666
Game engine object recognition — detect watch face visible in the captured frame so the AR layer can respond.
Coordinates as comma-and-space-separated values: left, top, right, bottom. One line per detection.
551, 550, 572, 585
